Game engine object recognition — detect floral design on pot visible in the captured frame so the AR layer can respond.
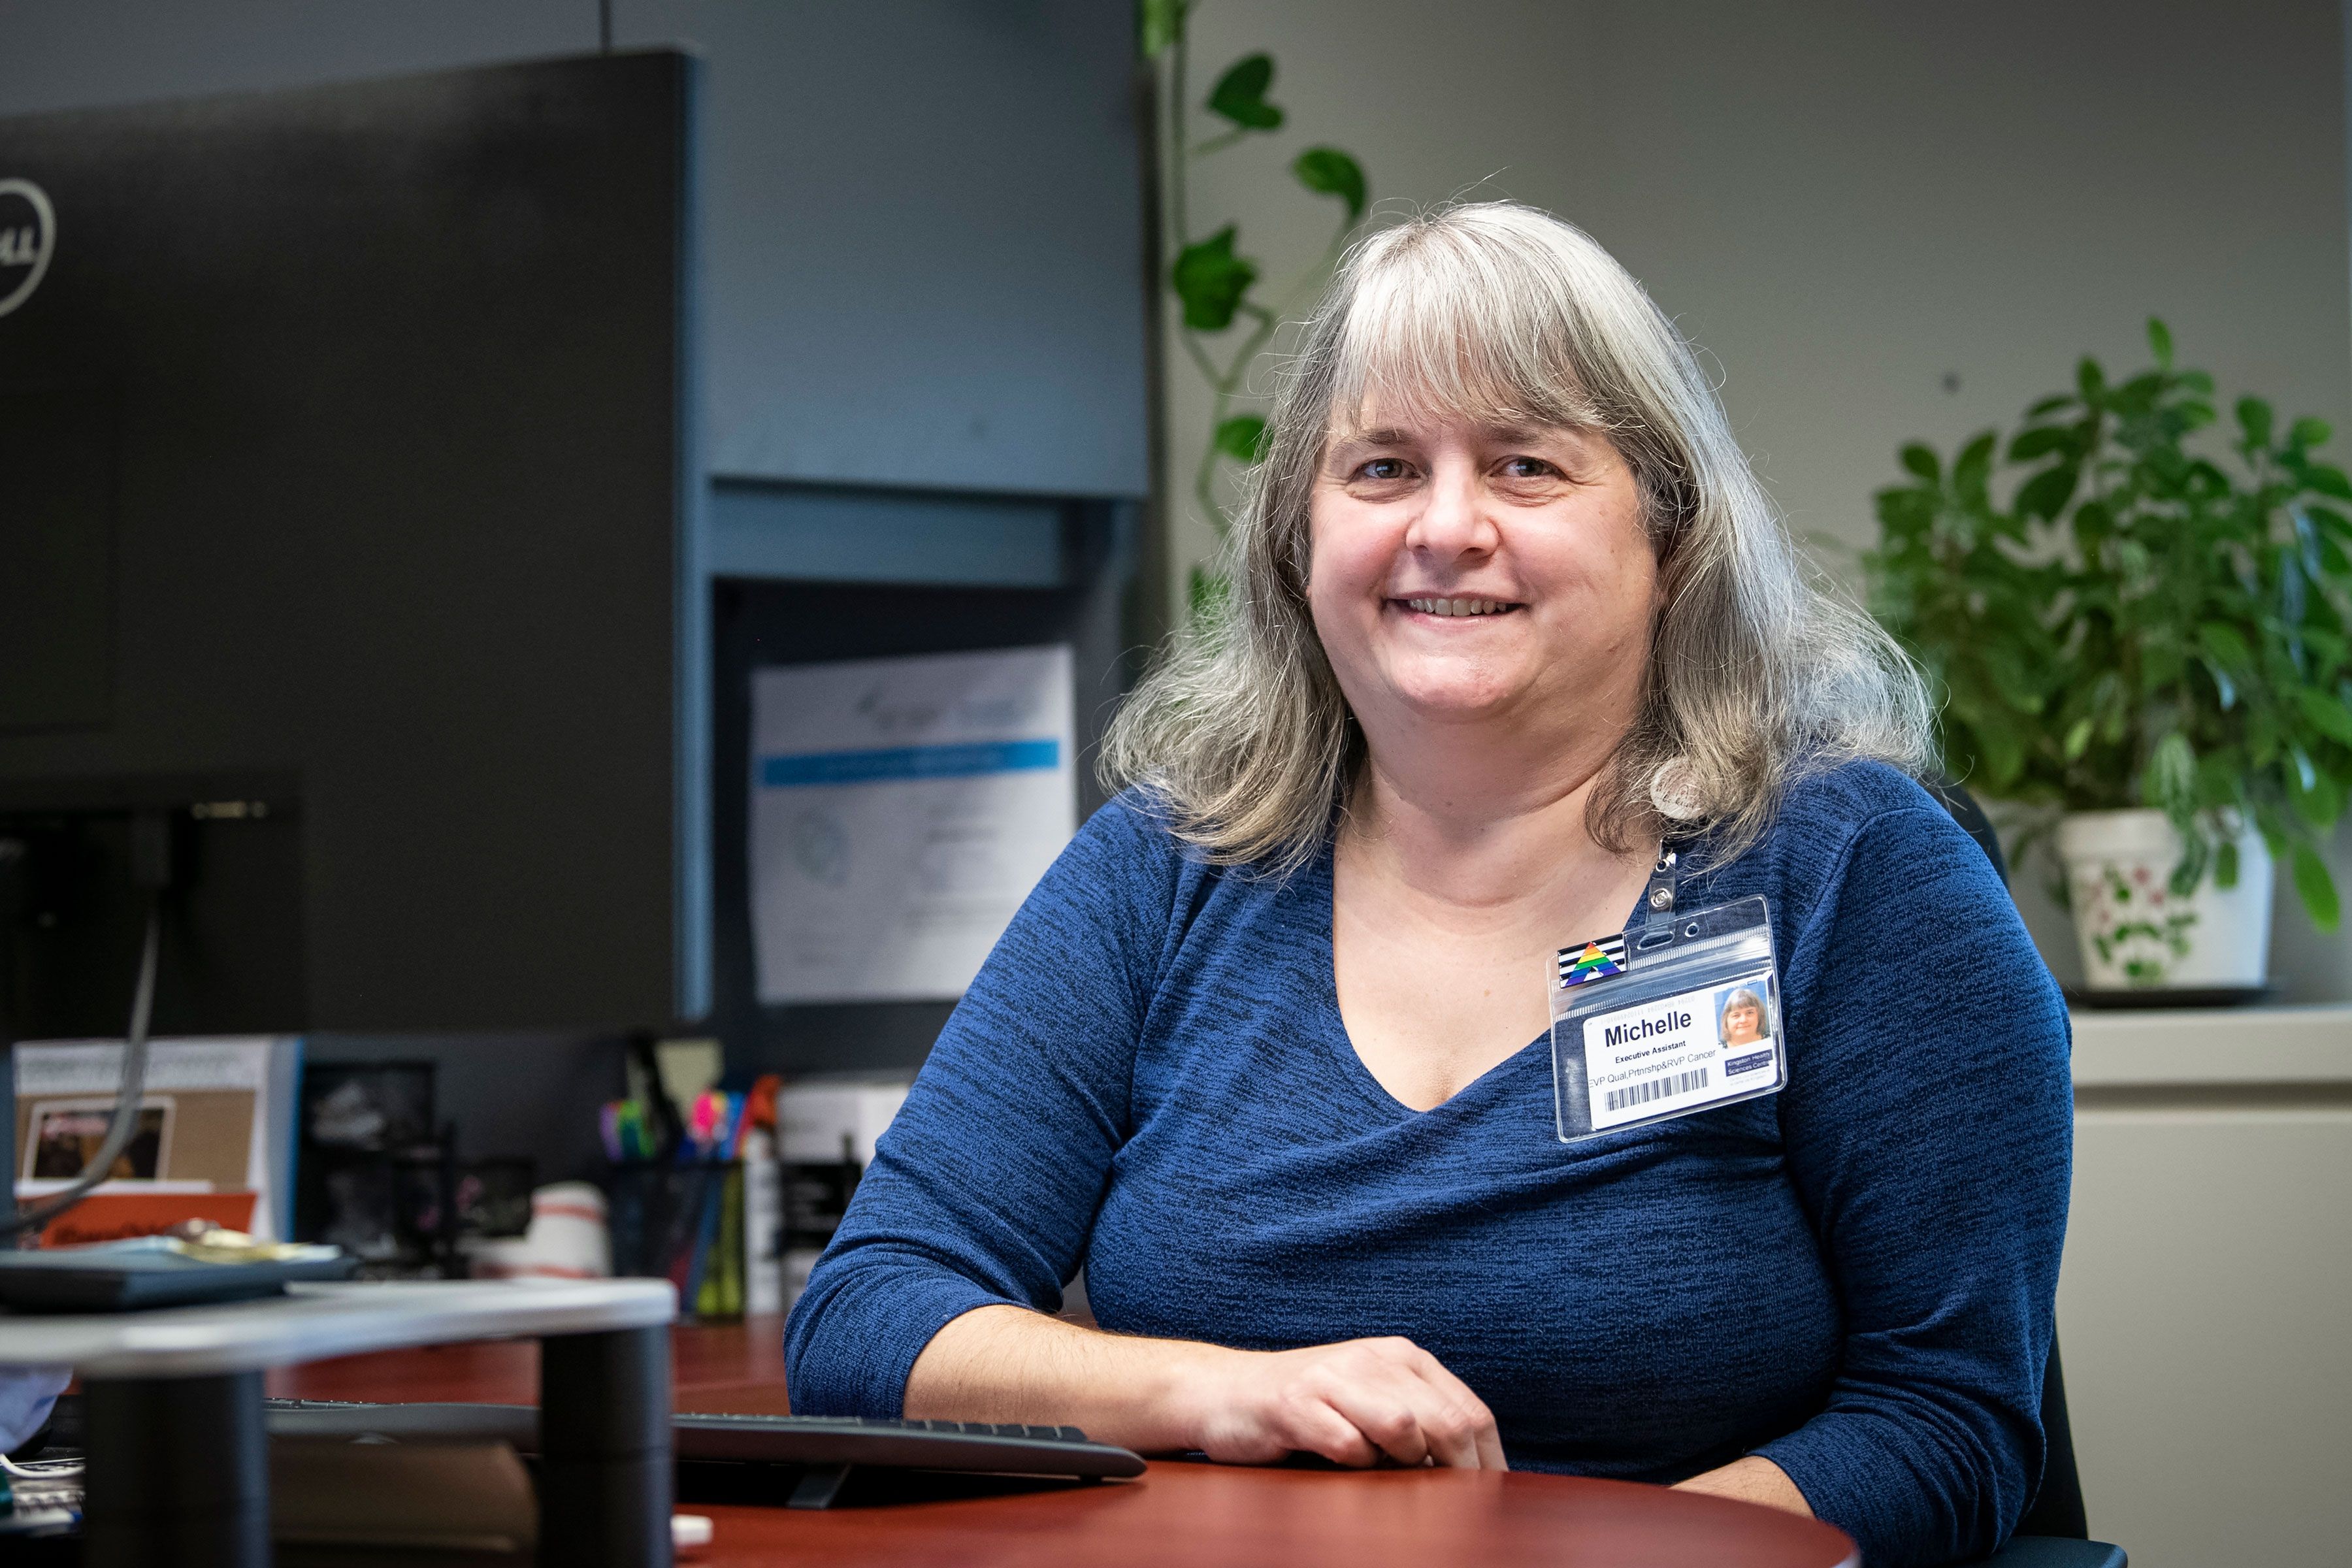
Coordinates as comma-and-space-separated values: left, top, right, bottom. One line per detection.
2057, 809, 2272, 990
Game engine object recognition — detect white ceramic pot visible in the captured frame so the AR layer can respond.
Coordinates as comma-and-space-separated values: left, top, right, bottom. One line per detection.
2055, 809, 2272, 992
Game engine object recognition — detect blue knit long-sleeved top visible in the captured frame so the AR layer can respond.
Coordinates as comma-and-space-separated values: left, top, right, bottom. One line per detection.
784, 760, 2073, 1567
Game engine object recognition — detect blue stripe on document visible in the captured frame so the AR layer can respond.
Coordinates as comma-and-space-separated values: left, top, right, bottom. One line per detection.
758, 738, 1062, 787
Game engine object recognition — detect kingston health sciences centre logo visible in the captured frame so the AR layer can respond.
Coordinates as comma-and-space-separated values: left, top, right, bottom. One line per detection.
0, 178, 56, 318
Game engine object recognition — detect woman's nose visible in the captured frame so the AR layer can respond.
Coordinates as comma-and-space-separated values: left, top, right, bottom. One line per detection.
1404, 464, 1498, 561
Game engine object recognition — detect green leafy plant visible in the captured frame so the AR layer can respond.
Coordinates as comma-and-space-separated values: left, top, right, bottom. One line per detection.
1867, 319, 2352, 928
1138, 1, 1369, 617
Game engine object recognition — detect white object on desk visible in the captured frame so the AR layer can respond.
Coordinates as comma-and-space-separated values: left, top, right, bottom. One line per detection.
777, 1077, 910, 1312
749, 644, 1075, 1003
468, 1181, 613, 1281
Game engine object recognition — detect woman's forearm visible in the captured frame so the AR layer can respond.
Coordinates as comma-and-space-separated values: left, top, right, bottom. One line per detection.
904, 1305, 1508, 1468
1673, 1454, 1812, 1516
904, 1303, 1222, 1452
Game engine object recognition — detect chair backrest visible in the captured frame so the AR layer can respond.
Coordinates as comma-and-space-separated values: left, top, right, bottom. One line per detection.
1921, 781, 2089, 1543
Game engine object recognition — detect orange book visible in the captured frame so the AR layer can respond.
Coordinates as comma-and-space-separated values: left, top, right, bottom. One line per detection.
38, 1190, 259, 1249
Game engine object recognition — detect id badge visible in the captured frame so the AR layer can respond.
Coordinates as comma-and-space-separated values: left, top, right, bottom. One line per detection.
1550, 889, 1785, 1143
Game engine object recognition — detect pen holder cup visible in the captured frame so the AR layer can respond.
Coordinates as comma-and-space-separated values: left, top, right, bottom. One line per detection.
604, 1161, 747, 1322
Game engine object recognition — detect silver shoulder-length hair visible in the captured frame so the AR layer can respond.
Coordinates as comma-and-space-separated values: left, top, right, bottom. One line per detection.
1103, 201, 1933, 870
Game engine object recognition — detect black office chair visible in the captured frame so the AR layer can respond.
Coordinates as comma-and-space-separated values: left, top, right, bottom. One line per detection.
1925, 783, 2126, 1568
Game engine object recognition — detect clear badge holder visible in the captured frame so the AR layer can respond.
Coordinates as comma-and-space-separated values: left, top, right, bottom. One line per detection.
1550, 851, 1785, 1143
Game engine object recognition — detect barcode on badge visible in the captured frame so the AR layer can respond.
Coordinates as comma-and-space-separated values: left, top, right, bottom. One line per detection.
1605, 1066, 1709, 1115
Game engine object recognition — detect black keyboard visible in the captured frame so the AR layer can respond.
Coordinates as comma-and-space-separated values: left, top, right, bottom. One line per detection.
262, 1398, 1147, 1505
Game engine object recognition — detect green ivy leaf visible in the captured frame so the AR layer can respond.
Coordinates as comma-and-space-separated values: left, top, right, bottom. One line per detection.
1206, 53, 1283, 131
1213, 414, 1269, 463
2249, 708, 2281, 766
2063, 716, 2094, 760
2286, 746, 2336, 826
2305, 504, 2352, 541
1172, 226, 1257, 331
2291, 416, 2332, 449
2116, 371, 2165, 412
1953, 431, 1997, 505
2072, 498, 2112, 550
1137, 0, 1186, 57
2077, 357, 2107, 402
2014, 464, 2078, 522
2294, 684, 2352, 745
2006, 427, 2072, 463
2197, 749, 2245, 811
1292, 147, 1366, 221
2237, 396, 2276, 448
2142, 731, 2197, 813
2026, 394, 2074, 417
1876, 485, 1936, 536
2147, 317, 2173, 367
2168, 832, 2208, 898
2293, 842, 2342, 930
1985, 644, 2046, 713
1974, 719, 2025, 789
2303, 462, 2352, 501
2215, 837, 2240, 889
2197, 621, 2253, 672
1899, 444, 1940, 482
2203, 659, 2236, 710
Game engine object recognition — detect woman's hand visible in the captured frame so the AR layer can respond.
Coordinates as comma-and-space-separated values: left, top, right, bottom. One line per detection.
1183, 1335, 1509, 1469
907, 1307, 1505, 1469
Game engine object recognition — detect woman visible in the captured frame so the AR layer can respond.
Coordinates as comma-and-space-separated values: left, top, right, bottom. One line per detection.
1720, 987, 1770, 1047
785, 204, 2070, 1567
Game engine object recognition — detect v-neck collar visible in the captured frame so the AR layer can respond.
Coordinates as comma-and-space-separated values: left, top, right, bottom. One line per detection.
1307, 845, 1575, 1121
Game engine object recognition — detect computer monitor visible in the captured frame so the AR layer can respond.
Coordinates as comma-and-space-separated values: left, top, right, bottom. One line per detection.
0, 52, 702, 1051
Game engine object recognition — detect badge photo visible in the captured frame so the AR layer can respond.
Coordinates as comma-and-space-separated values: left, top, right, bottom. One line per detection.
1550, 894, 1787, 1142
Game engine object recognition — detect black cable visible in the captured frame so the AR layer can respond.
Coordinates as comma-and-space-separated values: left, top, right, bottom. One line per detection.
3, 900, 162, 1236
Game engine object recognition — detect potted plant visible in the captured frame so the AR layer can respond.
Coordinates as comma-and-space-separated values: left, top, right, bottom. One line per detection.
1867, 319, 2352, 995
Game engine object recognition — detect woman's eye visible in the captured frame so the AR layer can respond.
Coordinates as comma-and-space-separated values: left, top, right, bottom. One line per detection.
1354, 458, 1410, 482
1500, 456, 1559, 480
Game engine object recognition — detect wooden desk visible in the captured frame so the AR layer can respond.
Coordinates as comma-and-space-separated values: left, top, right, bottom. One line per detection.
272, 1316, 1859, 1568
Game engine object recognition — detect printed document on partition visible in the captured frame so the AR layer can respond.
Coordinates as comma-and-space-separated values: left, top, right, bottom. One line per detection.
750, 645, 1076, 1003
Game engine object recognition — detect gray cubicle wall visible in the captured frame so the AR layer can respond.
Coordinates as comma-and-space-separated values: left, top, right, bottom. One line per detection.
0, 0, 1153, 503
1, 0, 1156, 1026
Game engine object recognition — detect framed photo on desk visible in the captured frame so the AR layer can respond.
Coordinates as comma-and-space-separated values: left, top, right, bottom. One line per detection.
21, 1096, 172, 1182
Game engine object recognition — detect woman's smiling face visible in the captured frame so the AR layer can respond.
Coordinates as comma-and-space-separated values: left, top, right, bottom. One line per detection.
1305, 408, 1658, 743
1723, 1001, 1763, 1043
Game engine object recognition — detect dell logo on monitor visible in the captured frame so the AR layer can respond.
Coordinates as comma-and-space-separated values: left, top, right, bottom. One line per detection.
0, 178, 56, 318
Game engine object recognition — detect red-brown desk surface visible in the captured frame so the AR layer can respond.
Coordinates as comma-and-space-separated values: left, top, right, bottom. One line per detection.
269, 1315, 1859, 1568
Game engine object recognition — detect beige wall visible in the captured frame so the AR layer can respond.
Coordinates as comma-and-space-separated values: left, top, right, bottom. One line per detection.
1160, 0, 2352, 996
